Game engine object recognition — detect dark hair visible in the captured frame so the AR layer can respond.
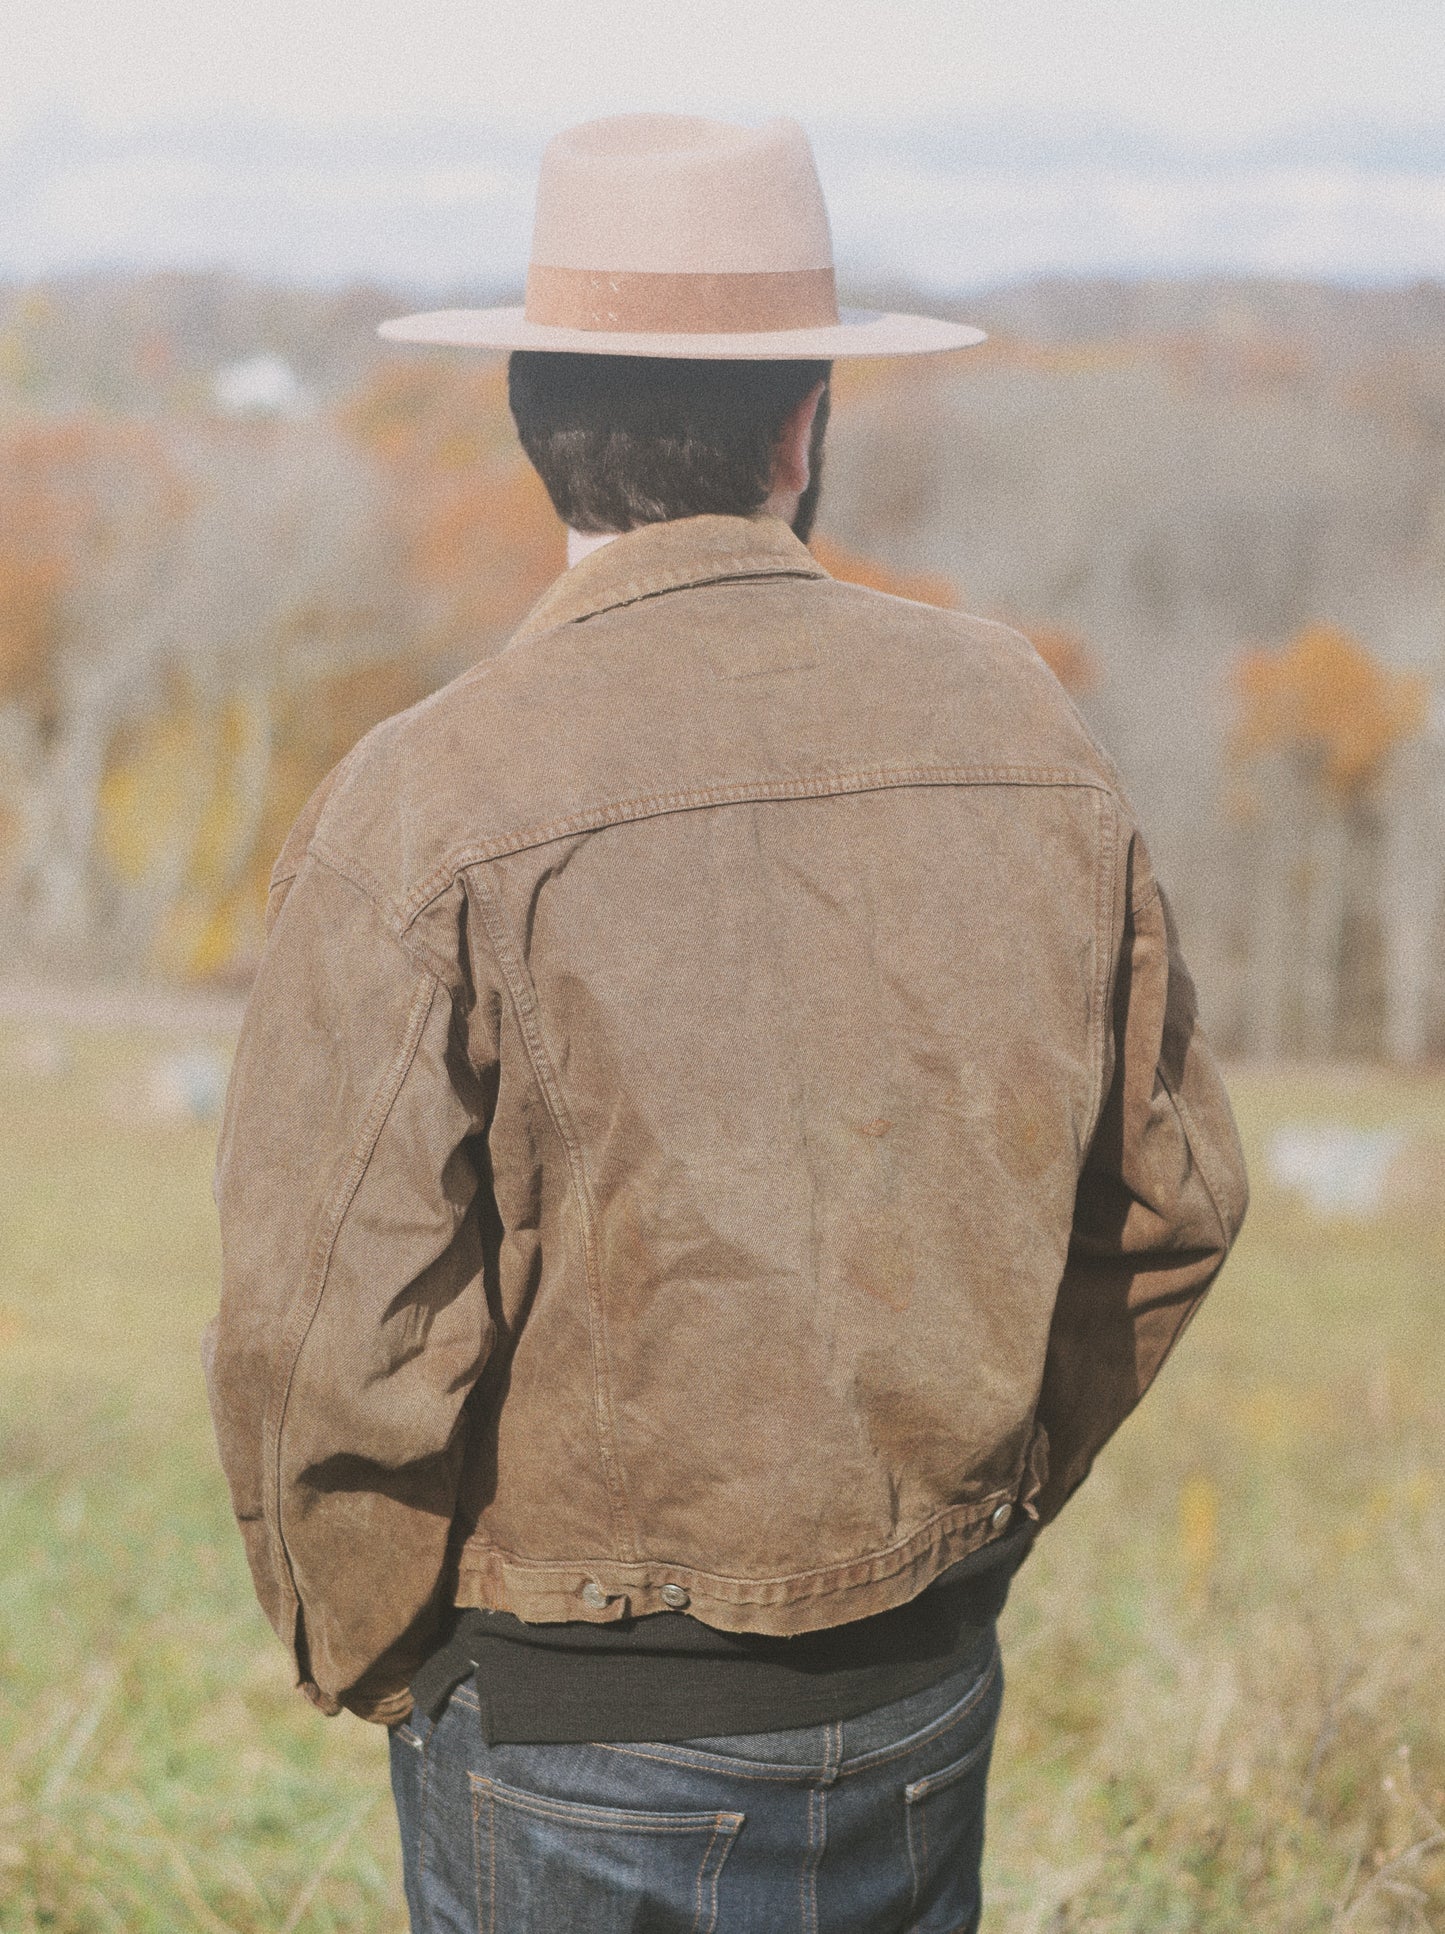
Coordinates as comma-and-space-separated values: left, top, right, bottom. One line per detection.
507, 352, 831, 539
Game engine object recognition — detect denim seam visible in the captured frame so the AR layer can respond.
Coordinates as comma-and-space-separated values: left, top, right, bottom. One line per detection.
912, 1793, 930, 1918
835, 1646, 1001, 1779
694, 1814, 738, 1934
591, 1650, 999, 1784
593, 1743, 822, 1784
905, 1787, 923, 1919
306, 846, 455, 986
905, 1731, 994, 1802
465, 866, 639, 1564
470, 1778, 495, 1934
467, 1774, 739, 1836
398, 766, 1114, 926
510, 558, 827, 641
451, 1489, 1017, 1602
803, 1785, 820, 1934
417, 1707, 436, 1933
263, 964, 439, 1691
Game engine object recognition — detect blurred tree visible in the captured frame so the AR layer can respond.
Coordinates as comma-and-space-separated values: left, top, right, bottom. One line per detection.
1233, 623, 1426, 794
1230, 624, 1430, 1059
811, 538, 1097, 694
1010, 621, 1097, 696
0, 409, 410, 981
0, 417, 191, 959
340, 359, 562, 664
809, 534, 960, 609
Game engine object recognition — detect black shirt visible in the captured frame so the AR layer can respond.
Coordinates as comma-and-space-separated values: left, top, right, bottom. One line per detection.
410, 1525, 1033, 1744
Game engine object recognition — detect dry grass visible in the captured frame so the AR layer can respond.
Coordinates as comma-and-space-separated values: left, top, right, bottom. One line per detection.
0, 1023, 1441, 1931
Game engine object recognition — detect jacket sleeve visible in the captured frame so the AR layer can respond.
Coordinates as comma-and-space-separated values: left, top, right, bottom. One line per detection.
204, 844, 496, 1726
1031, 831, 1249, 1525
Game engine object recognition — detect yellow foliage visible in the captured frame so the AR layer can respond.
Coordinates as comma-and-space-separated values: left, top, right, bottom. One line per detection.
98, 712, 193, 882
1233, 622, 1427, 793
340, 360, 562, 651
153, 884, 260, 983
1179, 1472, 1221, 1593
0, 416, 188, 704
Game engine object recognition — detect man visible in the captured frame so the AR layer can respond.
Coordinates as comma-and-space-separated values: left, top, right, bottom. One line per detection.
206, 114, 1248, 1933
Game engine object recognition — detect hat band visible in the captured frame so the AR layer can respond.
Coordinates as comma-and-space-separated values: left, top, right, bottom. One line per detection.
524, 264, 839, 335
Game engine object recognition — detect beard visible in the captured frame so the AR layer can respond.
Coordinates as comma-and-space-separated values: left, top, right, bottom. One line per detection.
791, 383, 831, 544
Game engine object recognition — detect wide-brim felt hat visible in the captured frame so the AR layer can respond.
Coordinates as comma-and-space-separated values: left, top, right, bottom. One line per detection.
380, 114, 986, 360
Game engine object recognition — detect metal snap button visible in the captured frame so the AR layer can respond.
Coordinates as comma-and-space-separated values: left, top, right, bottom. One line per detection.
990, 1502, 1012, 1531
659, 1584, 690, 1610
580, 1580, 609, 1609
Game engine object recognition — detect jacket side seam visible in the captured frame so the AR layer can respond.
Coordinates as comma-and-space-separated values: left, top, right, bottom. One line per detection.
398, 766, 1114, 928
464, 866, 639, 1564
262, 951, 441, 1666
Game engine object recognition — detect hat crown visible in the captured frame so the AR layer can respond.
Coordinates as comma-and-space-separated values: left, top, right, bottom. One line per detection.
529, 112, 834, 275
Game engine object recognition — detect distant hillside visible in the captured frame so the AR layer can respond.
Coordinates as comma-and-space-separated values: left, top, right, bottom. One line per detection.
1, 271, 1442, 1051
4, 268, 1444, 413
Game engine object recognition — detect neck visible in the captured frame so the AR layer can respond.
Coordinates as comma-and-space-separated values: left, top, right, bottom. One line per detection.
567, 527, 623, 568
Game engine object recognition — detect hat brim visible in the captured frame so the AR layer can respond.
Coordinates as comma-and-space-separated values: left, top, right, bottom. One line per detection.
376, 305, 985, 359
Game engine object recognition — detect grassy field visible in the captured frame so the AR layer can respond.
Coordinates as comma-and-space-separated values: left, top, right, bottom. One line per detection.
1, 1020, 1441, 1932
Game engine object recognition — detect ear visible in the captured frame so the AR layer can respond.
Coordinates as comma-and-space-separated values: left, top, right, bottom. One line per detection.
771, 380, 827, 495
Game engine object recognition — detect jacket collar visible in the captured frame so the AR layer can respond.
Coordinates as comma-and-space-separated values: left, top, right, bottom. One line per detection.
509, 513, 830, 643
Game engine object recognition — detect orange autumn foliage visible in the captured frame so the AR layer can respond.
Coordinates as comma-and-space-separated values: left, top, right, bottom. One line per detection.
1014, 622, 1097, 695
0, 417, 187, 703
811, 540, 1096, 695
344, 375, 1101, 709
341, 360, 561, 653
809, 536, 960, 609
1233, 623, 1426, 793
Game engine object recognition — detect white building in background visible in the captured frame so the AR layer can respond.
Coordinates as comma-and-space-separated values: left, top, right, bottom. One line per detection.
211, 354, 311, 419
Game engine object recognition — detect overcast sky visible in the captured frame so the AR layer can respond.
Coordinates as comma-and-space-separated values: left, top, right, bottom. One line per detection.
7, 0, 1442, 140
5, 0, 1443, 287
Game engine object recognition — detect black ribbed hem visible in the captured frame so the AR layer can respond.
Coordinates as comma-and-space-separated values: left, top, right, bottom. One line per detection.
411, 1526, 1033, 1745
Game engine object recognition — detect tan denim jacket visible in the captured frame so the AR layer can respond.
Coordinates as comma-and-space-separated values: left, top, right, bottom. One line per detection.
206, 513, 1248, 1727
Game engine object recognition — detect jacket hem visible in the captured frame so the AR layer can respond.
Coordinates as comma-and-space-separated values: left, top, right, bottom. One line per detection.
449, 1486, 1030, 1636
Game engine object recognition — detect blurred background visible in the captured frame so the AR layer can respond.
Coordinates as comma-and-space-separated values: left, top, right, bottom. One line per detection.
1, 4, 1442, 1930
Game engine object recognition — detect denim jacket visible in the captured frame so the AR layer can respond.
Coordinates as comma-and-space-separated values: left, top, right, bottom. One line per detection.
205, 513, 1248, 1725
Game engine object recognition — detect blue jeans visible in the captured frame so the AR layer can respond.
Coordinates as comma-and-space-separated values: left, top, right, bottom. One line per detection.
388, 1634, 1002, 1933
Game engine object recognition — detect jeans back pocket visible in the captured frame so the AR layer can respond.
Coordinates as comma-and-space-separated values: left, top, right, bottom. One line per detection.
470, 1773, 742, 1934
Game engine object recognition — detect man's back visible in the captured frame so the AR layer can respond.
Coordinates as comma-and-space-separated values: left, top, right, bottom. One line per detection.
210, 512, 1246, 1722
208, 114, 1249, 1934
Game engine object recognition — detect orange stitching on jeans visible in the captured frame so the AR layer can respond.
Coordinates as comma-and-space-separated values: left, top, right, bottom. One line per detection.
468, 1776, 725, 1835
799, 1789, 811, 1933
594, 1741, 814, 1783
904, 1780, 923, 1916
693, 1817, 720, 1934
905, 1733, 993, 1803
416, 1710, 433, 1911
468, 1779, 495, 1934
